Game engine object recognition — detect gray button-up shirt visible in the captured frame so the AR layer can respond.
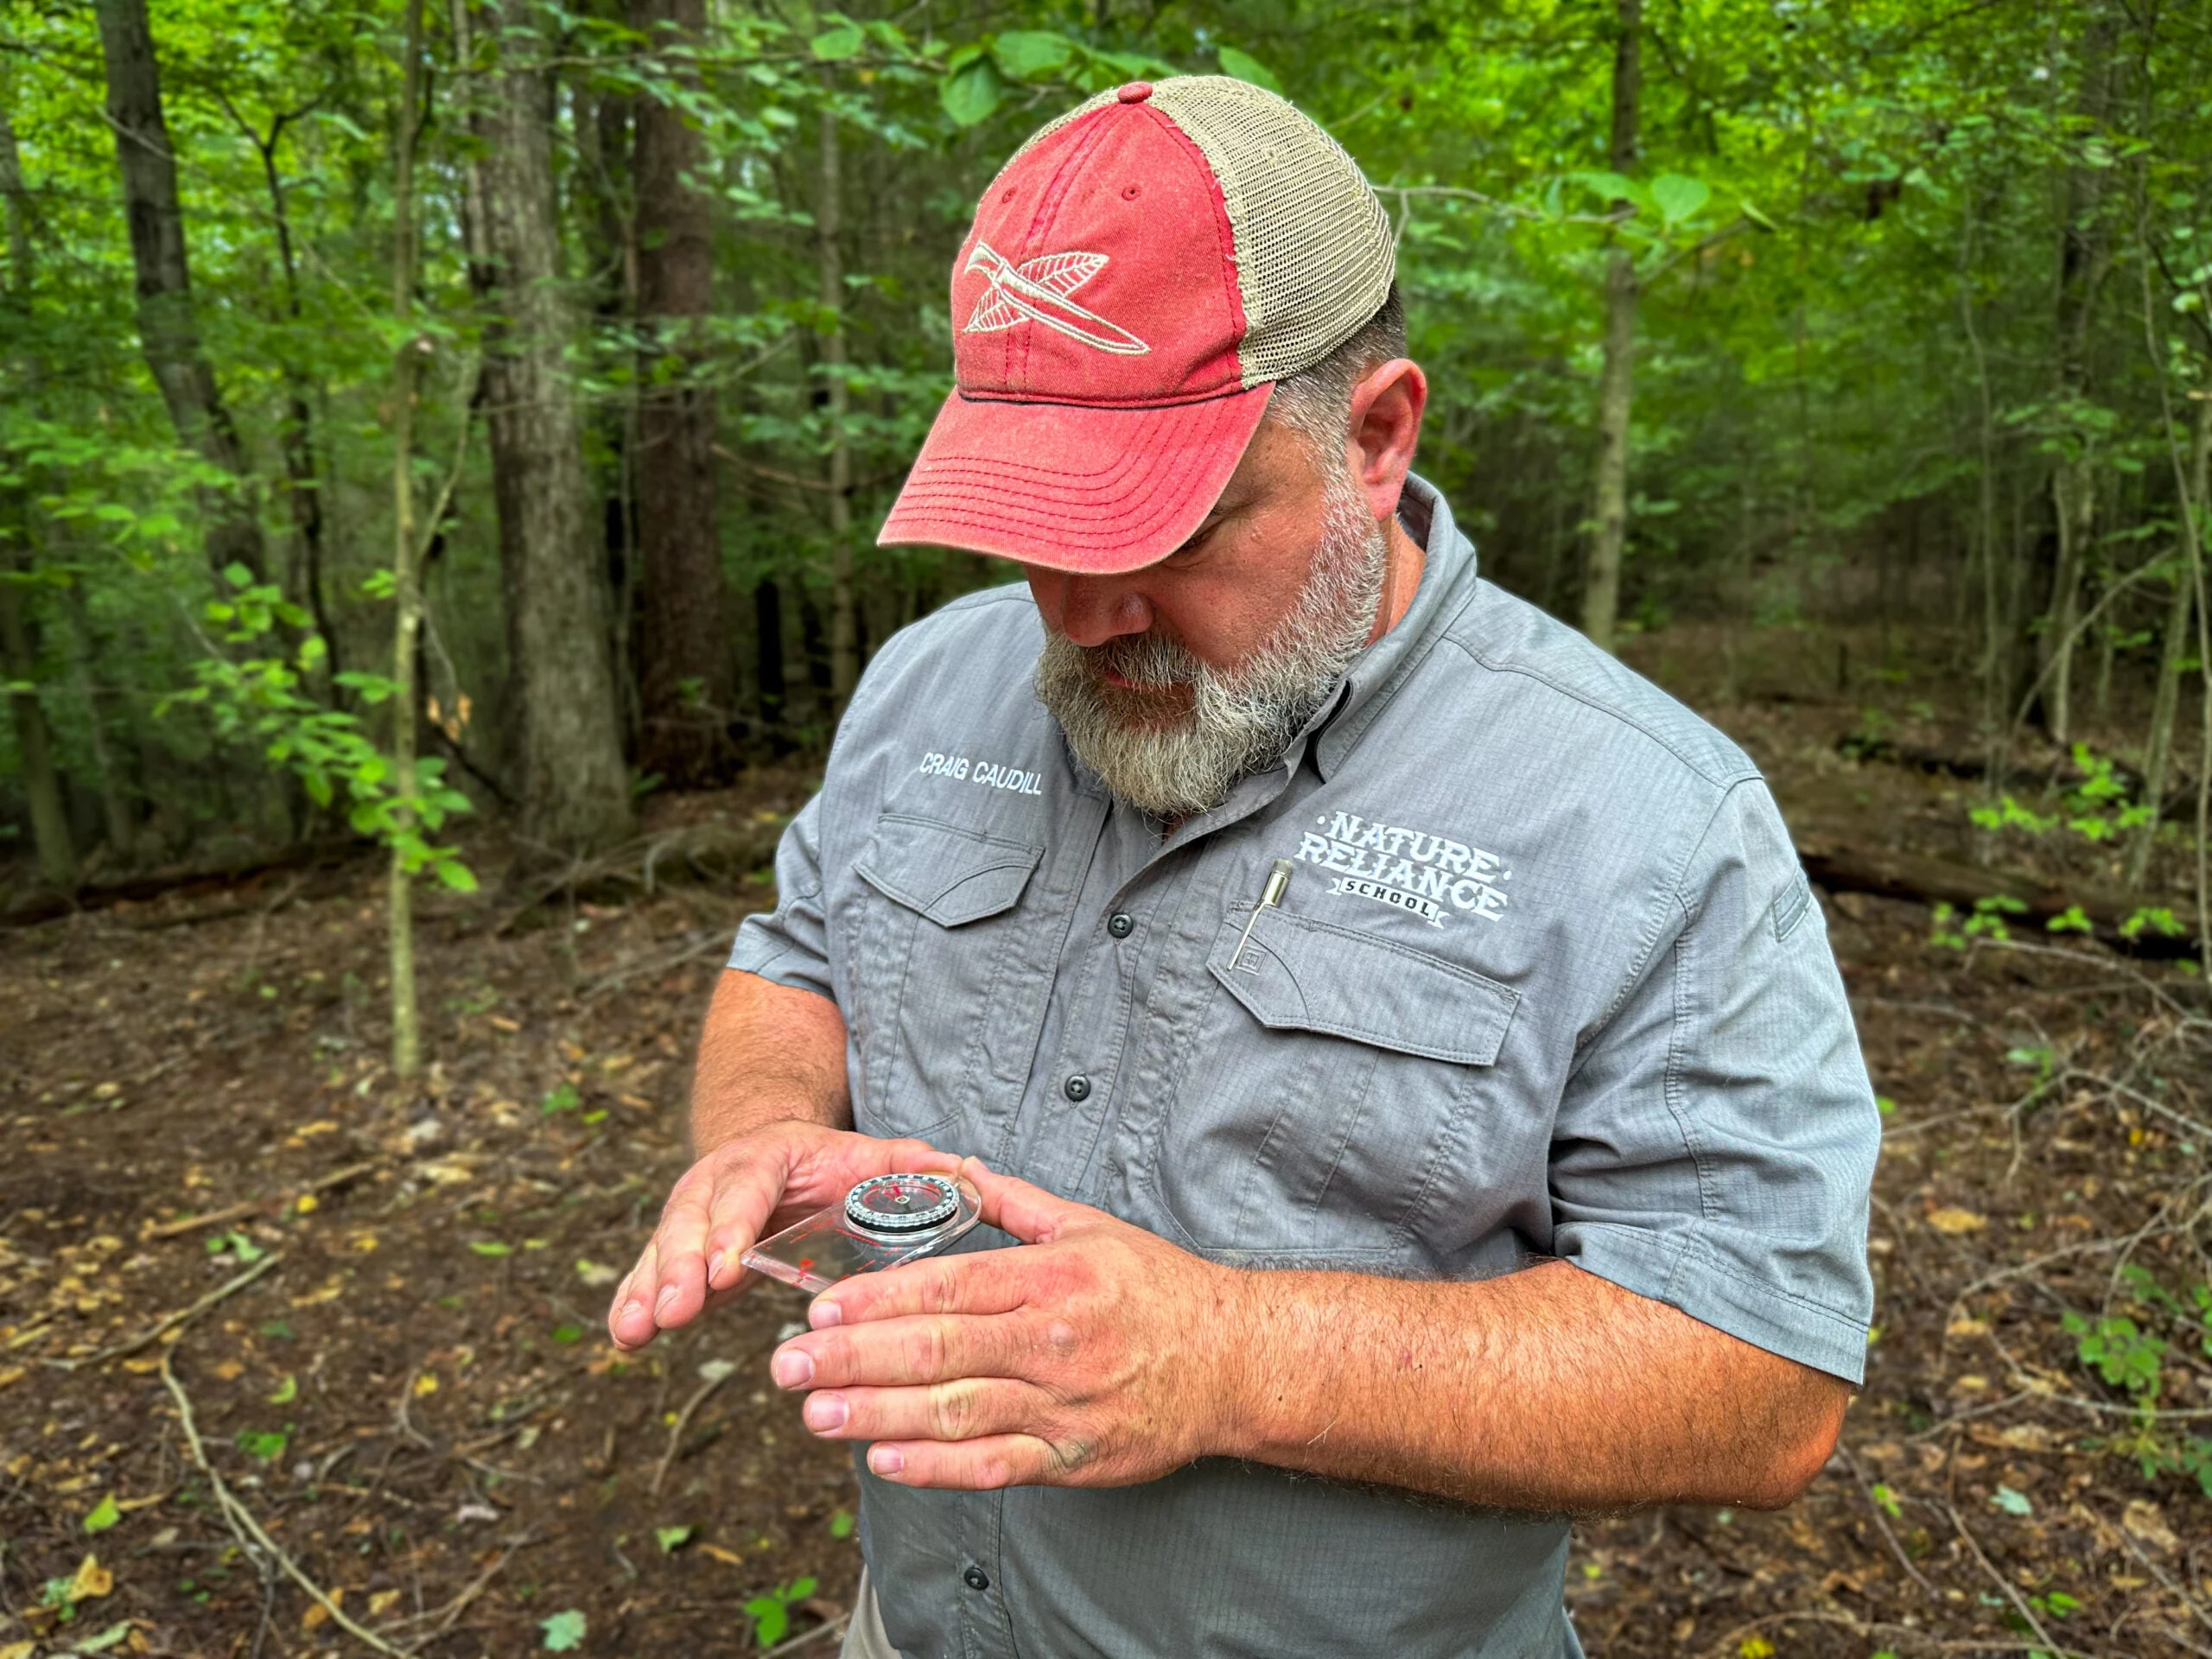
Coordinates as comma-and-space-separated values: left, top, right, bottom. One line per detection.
730, 477, 1878, 1659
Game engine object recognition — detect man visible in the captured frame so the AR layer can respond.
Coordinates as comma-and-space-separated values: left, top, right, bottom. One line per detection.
610, 77, 1878, 1659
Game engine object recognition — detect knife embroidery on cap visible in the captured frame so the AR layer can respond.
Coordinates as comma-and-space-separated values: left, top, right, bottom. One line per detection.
963, 241, 1151, 356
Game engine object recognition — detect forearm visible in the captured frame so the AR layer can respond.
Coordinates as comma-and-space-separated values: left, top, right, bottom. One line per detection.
1217, 1259, 1847, 1511
689, 969, 852, 1154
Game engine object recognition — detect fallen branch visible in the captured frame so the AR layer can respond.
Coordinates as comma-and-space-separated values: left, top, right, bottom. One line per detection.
1797, 835, 2202, 960
1831, 1443, 1939, 1603
1945, 1503, 2069, 1659
161, 1348, 414, 1658
45, 1252, 284, 1371
145, 1160, 384, 1240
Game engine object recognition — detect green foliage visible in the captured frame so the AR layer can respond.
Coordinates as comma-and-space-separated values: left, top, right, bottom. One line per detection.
539, 1608, 587, 1651
2061, 1266, 2212, 1495
1929, 895, 2028, 949
745, 1576, 819, 1647
81, 1493, 120, 1535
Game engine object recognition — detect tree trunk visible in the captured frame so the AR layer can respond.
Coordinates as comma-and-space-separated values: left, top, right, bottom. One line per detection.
472, 0, 632, 855
631, 0, 731, 787
817, 93, 858, 708
754, 577, 786, 728
387, 0, 428, 1080
0, 551, 76, 889
90, 0, 267, 584
2128, 394, 2209, 887
1580, 0, 1640, 655
2039, 9, 2121, 745
61, 582, 137, 858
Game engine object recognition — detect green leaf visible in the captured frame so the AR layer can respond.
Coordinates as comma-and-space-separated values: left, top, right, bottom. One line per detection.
1573, 169, 1641, 208
830, 1507, 855, 1539
435, 859, 480, 893
235, 1428, 289, 1463
1870, 1482, 1901, 1518
469, 1240, 514, 1257
1649, 172, 1712, 225
82, 1493, 121, 1534
656, 1524, 696, 1553
993, 30, 1071, 79
268, 1375, 298, 1404
224, 561, 255, 589
941, 59, 1001, 126
541, 1608, 588, 1651
1216, 45, 1282, 94
1991, 1484, 2033, 1516
550, 1322, 584, 1344
74, 1619, 136, 1653
810, 22, 865, 60
747, 1597, 791, 1647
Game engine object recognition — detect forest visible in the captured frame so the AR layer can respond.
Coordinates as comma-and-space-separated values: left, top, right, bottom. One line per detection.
3, 0, 2211, 1656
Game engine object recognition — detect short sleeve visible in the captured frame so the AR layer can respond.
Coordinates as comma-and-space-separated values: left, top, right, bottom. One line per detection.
1549, 779, 1878, 1382
727, 791, 834, 1001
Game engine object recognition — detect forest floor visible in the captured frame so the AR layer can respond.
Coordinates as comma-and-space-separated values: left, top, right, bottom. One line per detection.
3, 625, 2210, 1659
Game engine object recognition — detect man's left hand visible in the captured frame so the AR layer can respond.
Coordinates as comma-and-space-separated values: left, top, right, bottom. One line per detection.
768, 1160, 1248, 1489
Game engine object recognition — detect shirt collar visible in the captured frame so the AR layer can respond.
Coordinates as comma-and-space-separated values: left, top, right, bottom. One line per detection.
1307, 473, 1477, 781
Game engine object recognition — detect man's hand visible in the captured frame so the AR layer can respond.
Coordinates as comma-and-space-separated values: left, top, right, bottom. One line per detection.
768, 1160, 1850, 1511
607, 1122, 964, 1351
769, 1160, 1246, 1489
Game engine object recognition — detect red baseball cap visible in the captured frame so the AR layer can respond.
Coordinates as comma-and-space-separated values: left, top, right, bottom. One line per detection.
878, 76, 1395, 575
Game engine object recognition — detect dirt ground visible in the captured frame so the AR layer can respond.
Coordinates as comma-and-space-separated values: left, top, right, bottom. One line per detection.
3, 629, 2209, 1658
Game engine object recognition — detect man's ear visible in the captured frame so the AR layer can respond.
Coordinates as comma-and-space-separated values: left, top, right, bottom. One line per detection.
1344, 359, 1427, 522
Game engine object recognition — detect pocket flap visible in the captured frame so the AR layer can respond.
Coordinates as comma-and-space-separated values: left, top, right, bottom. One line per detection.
1207, 909, 1519, 1065
855, 815, 1043, 927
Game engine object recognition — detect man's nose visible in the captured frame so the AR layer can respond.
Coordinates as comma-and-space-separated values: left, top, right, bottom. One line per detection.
1050, 575, 1154, 648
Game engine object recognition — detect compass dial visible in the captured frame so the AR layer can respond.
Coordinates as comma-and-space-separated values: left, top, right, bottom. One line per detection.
844, 1173, 961, 1236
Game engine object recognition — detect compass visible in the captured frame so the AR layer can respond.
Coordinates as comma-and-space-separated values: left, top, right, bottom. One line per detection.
844, 1173, 961, 1236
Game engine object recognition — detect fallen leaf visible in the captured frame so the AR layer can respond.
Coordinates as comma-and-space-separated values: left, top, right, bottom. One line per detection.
1992, 1484, 2033, 1516
2123, 1498, 2179, 1552
657, 1524, 696, 1554
575, 1259, 620, 1288
369, 1589, 402, 1616
83, 1492, 120, 1534
69, 1552, 113, 1600
700, 1543, 746, 1566
0, 1366, 23, 1389
1945, 1315, 1990, 1337
414, 1373, 438, 1396
1927, 1207, 1987, 1235
541, 1608, 587, 1652
0, 1642, 34, 1659
295, 1194, 318, 1216
212, 1360, 244, 1381
268, 1375, 297, 1404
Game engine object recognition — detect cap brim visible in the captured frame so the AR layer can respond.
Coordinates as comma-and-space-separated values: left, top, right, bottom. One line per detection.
877, 385, 1272, 575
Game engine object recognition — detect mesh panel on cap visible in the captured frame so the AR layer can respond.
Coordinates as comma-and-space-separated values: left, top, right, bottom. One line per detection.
1146, 76, 1395, 389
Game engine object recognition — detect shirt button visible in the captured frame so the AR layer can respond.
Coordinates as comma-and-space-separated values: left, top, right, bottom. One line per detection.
1107, 912, 1135, 939
1064, 1074, 1092, 1103
963, 1566, 991, 1592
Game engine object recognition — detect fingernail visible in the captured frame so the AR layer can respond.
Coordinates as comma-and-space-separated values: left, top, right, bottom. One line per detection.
654, 1286, 677, 1319
708, 1249, 730, 1283
804, 1394, 849, 1432
771, 1348, 814, 1389
618, 1300, 644, 1325
869, 1446, 906, 1477
810, 1299, 843, 1329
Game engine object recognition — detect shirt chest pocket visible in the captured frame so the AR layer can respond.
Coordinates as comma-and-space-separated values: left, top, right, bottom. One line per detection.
1149, 909, 1520, 1266
847, 815, 1046, 1141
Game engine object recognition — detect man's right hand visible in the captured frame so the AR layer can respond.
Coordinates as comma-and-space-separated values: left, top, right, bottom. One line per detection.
607, 1121, 965, 1351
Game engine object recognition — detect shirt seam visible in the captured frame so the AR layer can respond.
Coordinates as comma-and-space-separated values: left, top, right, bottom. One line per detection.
1439, 630, 1764, 792
1588, 1224, 1869, 1338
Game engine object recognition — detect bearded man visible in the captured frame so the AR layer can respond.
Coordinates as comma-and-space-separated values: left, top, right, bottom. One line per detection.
612, 78, 1878, 1659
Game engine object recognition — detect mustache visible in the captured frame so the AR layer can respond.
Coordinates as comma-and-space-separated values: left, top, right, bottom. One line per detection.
1072, 629, 1205, 691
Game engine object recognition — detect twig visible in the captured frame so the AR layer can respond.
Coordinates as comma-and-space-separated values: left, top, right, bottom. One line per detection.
145, 1160, 384, 1238
651, 1357, 741, 1497
762, 1612, 850, 1656
1831, 1443, 1939, 1602
45, 1252, 283, 1370
161, 1349, 415, 1658
2093, 1503, 2212, 1637
387, 1534, 540, 1639
1946, 1503, 2066, 1657
581, 928, 726, 1001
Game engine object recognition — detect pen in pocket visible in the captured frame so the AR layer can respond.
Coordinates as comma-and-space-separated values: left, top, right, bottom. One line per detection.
1228, 858, 1294, 972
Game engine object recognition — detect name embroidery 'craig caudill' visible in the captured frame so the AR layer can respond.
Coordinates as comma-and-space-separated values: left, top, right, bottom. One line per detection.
1294, 809, 1512, 926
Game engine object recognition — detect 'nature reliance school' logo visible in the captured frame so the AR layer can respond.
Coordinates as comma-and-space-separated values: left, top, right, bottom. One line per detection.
1295, 809, 1511, 926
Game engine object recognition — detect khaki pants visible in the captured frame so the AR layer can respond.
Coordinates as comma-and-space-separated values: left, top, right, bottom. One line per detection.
838, 1567, 903, 1659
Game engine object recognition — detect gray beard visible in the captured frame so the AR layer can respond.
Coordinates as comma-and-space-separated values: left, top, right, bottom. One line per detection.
1033, 476, 1389, 820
